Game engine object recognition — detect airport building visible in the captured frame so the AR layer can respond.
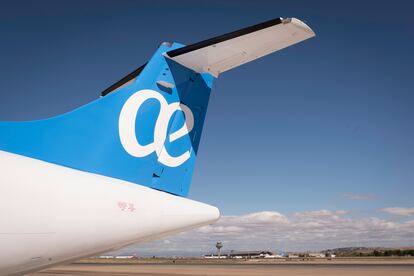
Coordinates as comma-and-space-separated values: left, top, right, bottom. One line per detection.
204, 251, 281, 259
308, 253, 326, 258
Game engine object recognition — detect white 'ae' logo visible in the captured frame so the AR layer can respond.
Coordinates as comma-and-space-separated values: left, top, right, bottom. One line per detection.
119, 89, 194, 167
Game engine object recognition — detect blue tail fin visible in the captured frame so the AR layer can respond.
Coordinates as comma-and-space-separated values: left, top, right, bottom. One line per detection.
0, 43, 214, 196
0, 18, 315, 196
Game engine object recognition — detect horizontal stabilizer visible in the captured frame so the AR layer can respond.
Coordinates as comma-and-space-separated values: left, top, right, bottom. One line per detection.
166, 18, 315, 77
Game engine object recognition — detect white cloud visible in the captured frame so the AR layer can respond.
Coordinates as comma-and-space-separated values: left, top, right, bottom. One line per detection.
381, 207, 414, 216
197, 225, 244, 234
237, 211, 288, 223
342, 193, 376, 200
294, 209, 348, 218
116, 210, 414, 257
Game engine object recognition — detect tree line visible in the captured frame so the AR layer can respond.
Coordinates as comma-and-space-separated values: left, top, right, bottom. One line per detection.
367, 250, 414, 257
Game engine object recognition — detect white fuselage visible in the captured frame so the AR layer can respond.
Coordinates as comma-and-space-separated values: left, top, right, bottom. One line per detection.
0, 150, 219, 276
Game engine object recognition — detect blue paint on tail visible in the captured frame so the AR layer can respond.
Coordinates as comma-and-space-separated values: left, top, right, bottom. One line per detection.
0, 43, 214, 197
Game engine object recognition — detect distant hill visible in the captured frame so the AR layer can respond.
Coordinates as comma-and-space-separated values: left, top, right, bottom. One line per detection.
321, 247, 414, 257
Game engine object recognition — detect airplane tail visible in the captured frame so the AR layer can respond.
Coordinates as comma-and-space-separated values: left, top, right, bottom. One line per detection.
0, 18, 314, 197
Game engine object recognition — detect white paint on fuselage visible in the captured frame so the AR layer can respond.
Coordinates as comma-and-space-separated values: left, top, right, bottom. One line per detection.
0, 150, 219, 276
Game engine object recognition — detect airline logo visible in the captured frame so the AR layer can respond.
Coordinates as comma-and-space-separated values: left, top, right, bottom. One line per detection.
119, 89, 194, 167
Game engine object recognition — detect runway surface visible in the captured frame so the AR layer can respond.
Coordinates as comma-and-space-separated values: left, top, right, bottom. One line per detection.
32, 263, 414, 276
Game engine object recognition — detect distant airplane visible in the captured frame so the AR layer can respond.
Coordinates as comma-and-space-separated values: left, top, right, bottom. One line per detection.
0, 17, 314, 275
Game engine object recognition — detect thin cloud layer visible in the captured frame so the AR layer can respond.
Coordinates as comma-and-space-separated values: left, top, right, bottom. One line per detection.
117, 210, 414, 256
342, 193, 376, 200
381, 207, 414, 216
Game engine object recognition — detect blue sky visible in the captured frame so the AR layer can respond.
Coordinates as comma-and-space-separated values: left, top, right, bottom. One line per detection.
1, 1, 413, 253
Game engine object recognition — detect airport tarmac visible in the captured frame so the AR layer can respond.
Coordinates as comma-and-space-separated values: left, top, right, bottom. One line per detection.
32, 263, 414, 276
